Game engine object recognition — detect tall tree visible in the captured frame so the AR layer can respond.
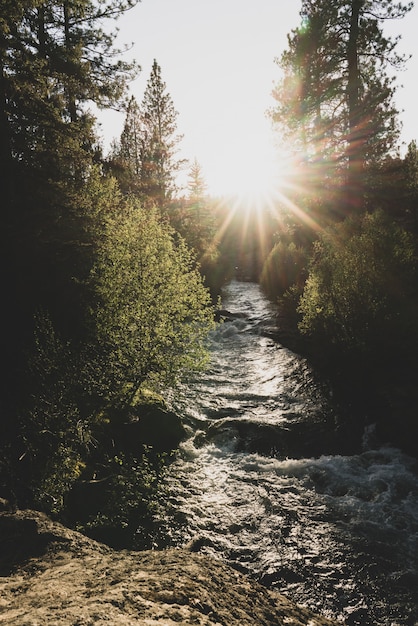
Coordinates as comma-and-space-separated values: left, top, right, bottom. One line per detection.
0, 0, 138, 198
120, 96, 142, 177
138, 59, 185, 209
187, 158, 207, 223
0, 0, 139, 438
272, 0, 412, 210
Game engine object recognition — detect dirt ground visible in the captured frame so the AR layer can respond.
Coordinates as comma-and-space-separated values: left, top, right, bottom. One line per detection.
0, 509, 342, 625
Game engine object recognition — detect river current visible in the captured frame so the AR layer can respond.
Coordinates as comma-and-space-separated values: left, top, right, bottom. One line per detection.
161, 281, 418, 626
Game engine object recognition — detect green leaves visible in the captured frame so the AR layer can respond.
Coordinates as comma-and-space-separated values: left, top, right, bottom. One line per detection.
298, 210, 417, 353
89, 190, 215, 404
271, 0, 411, 194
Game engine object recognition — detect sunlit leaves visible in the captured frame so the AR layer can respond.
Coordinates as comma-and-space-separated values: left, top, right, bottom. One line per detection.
89, 187, 215, 402
271, 0, 412, 189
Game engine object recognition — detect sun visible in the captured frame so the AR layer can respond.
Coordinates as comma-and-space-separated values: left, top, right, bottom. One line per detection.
210, 147, 293, 213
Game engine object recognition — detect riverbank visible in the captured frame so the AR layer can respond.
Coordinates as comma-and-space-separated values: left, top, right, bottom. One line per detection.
272, 305, 418, 458
0, 508, 341, 625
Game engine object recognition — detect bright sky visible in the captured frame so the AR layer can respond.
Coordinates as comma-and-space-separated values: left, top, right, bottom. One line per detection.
98, 0, 418, 198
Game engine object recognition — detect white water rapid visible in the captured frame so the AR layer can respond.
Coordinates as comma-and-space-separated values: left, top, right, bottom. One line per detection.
161, 281, 418, 626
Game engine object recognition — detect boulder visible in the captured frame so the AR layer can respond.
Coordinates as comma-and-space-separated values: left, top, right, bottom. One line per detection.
110, 405, 187, 454
0, 509, 342, 625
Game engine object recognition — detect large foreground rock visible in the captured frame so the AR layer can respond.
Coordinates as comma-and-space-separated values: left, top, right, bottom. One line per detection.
0, 510, 342, 625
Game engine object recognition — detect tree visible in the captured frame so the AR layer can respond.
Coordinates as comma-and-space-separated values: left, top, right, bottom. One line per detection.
108, 95, 143, 194
109, 61, 185, 209
0, 0, 139, 465
137, 59, 186, 209
3, 168, 216, 513
0, 0, 138, 195
120, 96, 142, 176
1, 0, 139, 329
298, 210, 417, 354
88, 186, 215, 404
366, 140, 418, 231
271, 0, 412, 211
183, 158, 210, 244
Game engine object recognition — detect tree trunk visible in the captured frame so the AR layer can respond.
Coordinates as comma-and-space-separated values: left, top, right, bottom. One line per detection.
0, 35, 13, 209
63, 1, 77, 123
346, 0, 365, 212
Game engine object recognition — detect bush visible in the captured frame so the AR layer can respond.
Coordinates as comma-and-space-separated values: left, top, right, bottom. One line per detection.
3, 173, 215, 516
298, 210, 417, 356
89, 196, 215, 405
72, 449, 171, 550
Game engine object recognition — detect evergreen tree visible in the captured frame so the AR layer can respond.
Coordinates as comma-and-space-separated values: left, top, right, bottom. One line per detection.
1, 0, 138, 196
138, 59, 185, 209
120, 96, 142, 177
0, 0, 139, 454
271, 0, 412, 211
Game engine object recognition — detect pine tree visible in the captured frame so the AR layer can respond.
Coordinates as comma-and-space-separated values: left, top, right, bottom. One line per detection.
272, 0, 412, 211
0, 0, 138, 199
120, 96, 142, 176
138, 59, 185, 209
0, 0, 139, 434
187, 158, 207, 223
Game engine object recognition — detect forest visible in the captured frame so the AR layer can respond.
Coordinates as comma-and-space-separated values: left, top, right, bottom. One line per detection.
0, 0, 417, 546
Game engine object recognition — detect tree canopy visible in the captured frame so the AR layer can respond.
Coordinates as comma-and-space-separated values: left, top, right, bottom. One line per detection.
111, 60, 186, 208
271, 0, 412, 211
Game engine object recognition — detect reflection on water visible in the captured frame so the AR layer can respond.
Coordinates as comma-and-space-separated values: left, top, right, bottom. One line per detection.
162, 281, 418, 626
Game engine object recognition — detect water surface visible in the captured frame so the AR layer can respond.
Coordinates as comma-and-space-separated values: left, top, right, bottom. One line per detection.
162, 281, 418, 625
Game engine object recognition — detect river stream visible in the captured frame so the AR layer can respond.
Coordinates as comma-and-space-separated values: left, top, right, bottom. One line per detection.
161, 281, 418, 626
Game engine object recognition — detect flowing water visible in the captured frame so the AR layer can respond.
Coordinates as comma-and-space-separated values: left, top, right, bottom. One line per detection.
161, 281, 418, 625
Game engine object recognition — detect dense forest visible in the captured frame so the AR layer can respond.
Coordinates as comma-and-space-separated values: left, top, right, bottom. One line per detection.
0, 0, 417, 546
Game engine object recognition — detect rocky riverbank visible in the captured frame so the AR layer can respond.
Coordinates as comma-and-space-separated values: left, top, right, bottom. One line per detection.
0, 509, 342, 625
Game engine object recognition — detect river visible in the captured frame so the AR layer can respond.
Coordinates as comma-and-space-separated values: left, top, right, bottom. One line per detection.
161, 281, 418, 626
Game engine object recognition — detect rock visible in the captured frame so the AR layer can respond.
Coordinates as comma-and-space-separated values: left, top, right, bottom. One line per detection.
202, 416, 339, 459
214, 309, 248, 322
0, 509, 343, 625
111, 405, 187, 453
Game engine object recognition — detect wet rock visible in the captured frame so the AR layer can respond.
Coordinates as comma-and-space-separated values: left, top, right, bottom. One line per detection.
204, 416, 339, 459
215, 309, 248, 322
111, 405, 187, 453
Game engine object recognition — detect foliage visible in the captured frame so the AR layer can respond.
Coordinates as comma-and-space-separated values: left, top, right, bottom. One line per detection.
271, 0, 412, 210
110, 60, 185, 209
78, 450, 171, 549
88, 188, 215, 405
169, 161, 223, 294
260, 240, 309, 301
366, 140, 418, 232
1, 0, 139, 429
0, 0, 219, 536
0, 168, 216, 517
19, 312, 96, 513
0, 0, 138, 192
298, 210, 417, 356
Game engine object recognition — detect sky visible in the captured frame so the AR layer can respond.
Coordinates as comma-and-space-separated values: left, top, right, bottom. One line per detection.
98, 0, 418, 197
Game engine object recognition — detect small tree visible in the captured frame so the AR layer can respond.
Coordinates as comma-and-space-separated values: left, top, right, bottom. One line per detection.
298, 210, 417, 354
89, 190, 215, 405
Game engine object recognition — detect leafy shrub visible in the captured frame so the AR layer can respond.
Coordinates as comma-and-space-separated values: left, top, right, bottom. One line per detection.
20, 312, 96, 513
75, 449, 171, 549
7, 173, 215, 516
298, 210, 417, 355
89, 196, 215, 405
